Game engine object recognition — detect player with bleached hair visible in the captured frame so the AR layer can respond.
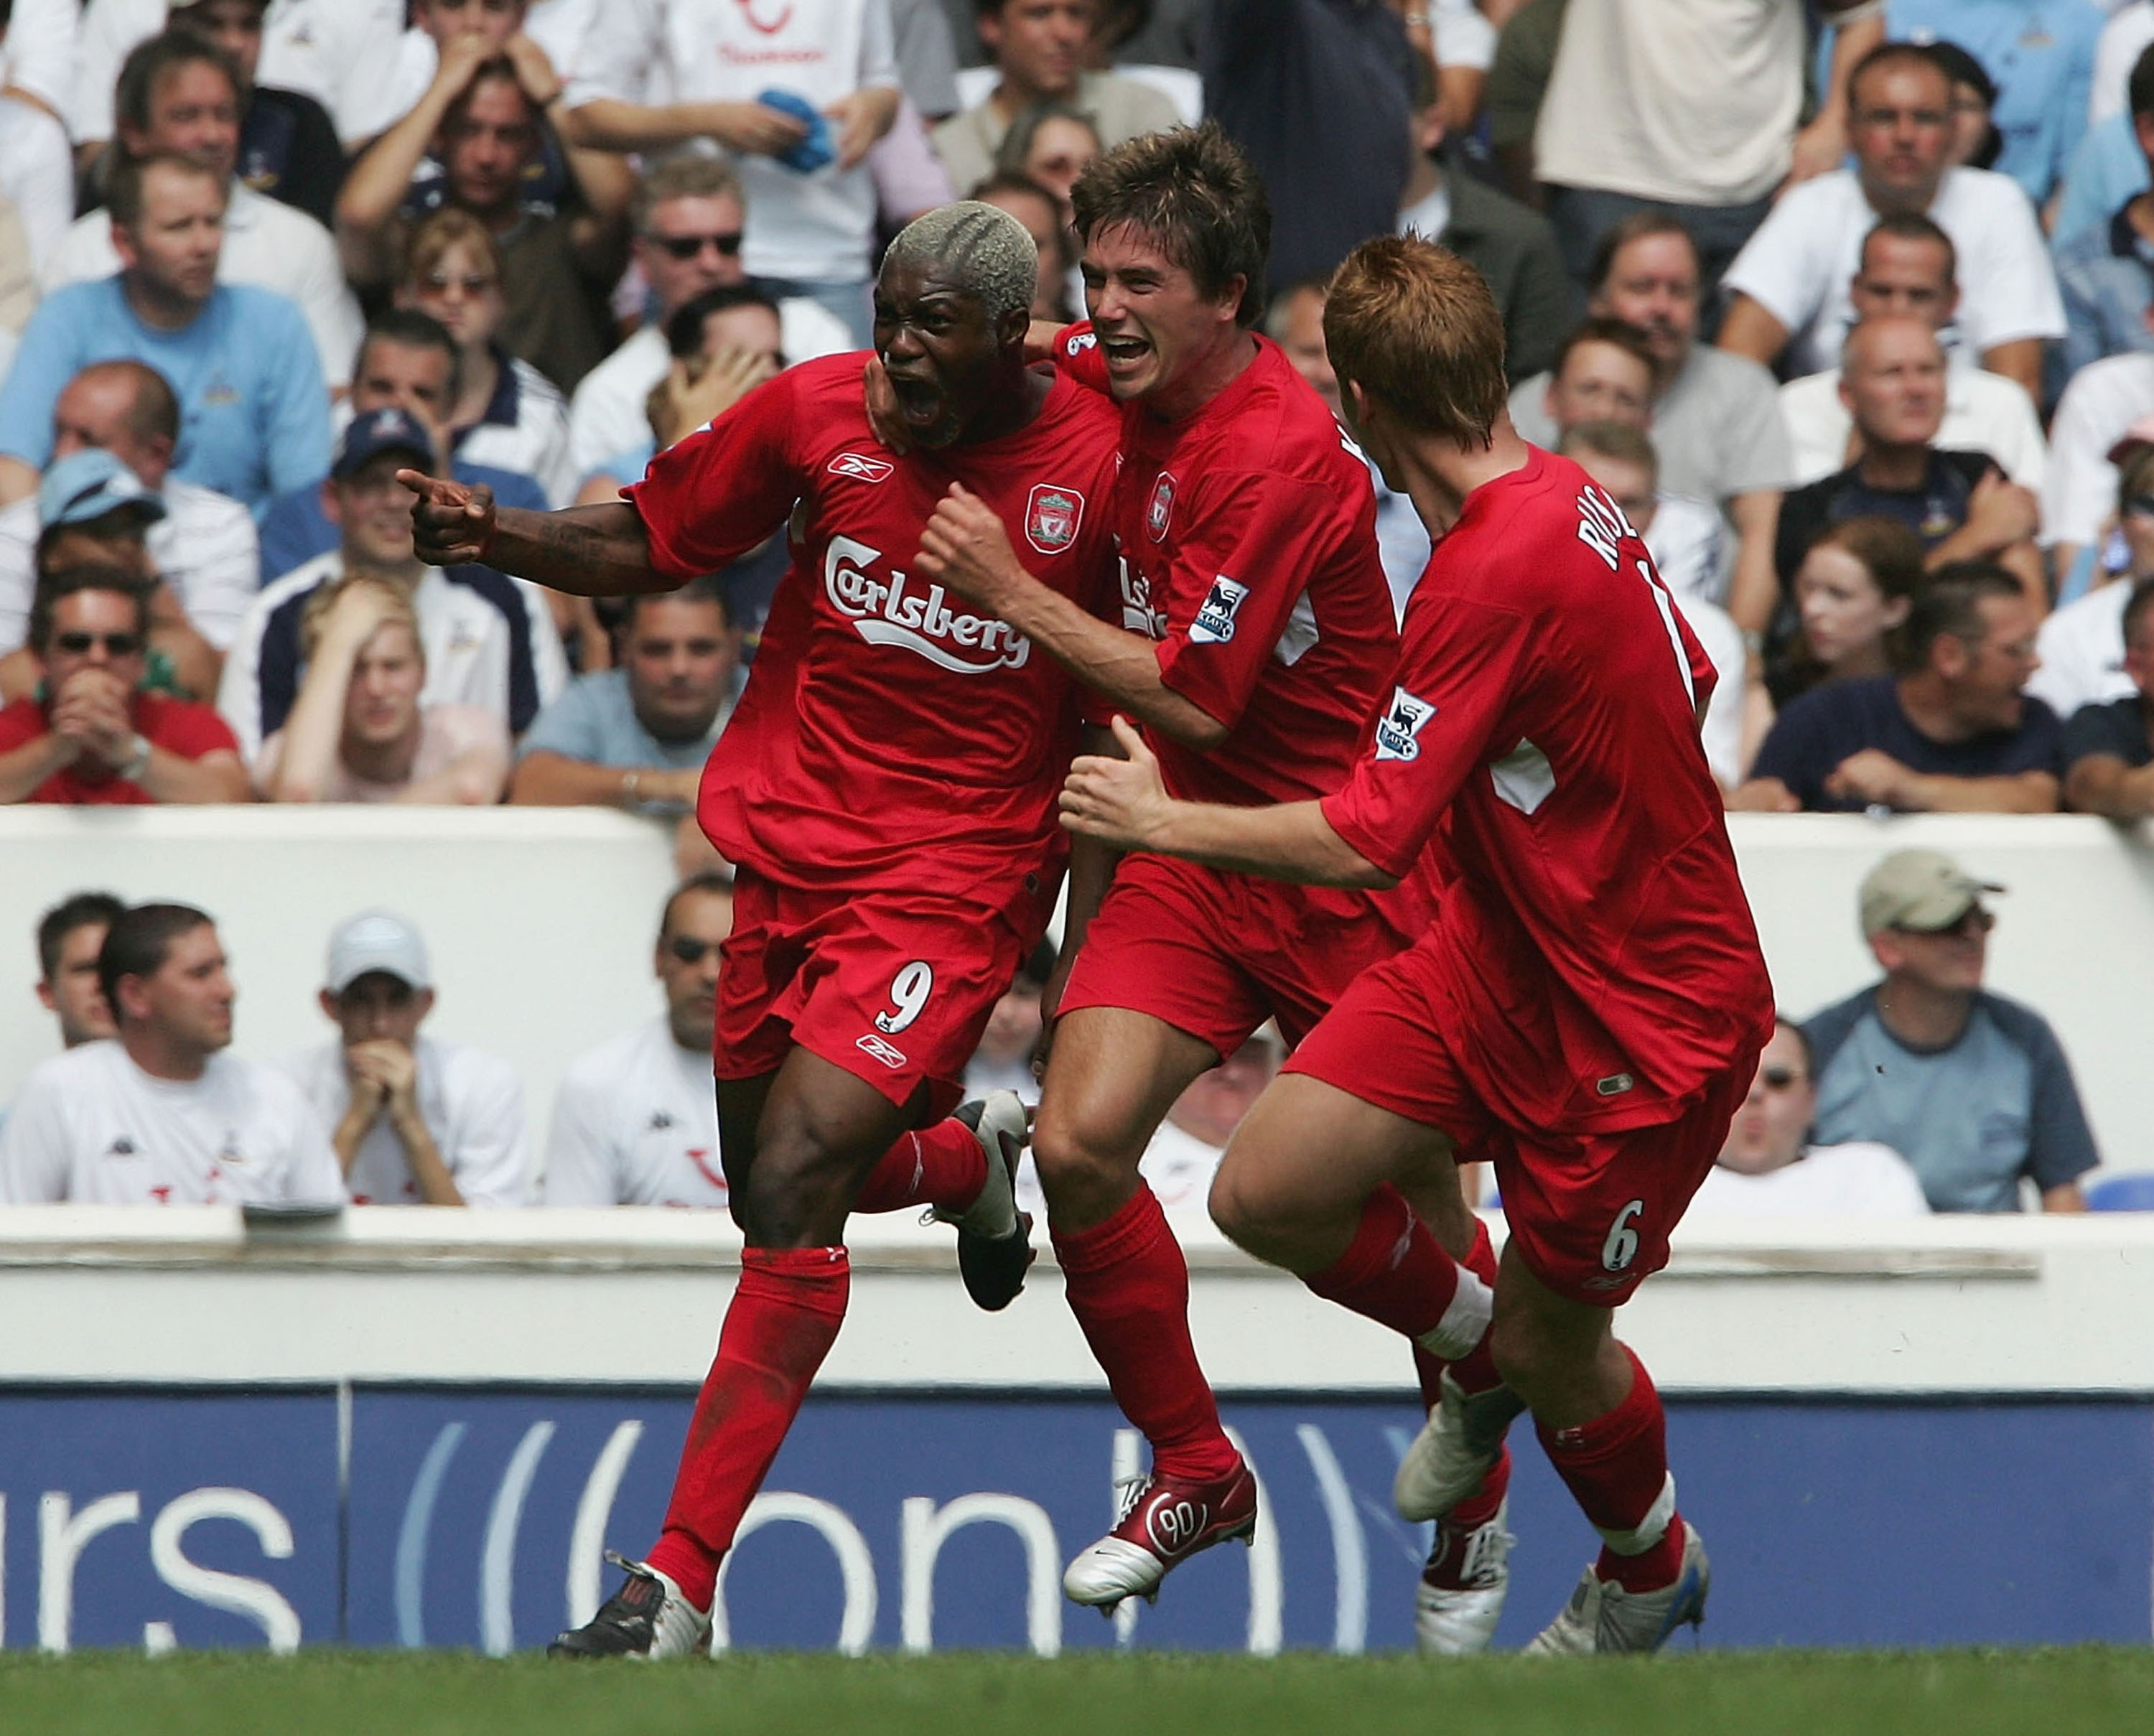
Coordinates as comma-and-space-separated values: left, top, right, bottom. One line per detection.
404, 201, 1126, 1660
1060, 232, 1775, 1653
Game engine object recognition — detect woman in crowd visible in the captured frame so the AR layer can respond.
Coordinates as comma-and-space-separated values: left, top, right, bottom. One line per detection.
1771, 516, 1927, 709
256, 576, 508, 805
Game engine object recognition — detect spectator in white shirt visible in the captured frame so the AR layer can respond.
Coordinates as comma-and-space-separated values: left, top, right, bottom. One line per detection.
50, 30, 363, 392
563, 0, 903, 346
33, 890, 126, 1053
544, 873, 735, 1208
255, 574, 511, 805
1720, 42, 2064, 404
567, 151, 851, 483
0, 14, 73, 276
2031, 441, 2154, 719
73, 0, 407, 154
393, 208, 577, 505
1778, 214, 2048, 493
276, 909, 523, 1206
1688, 1017, 1930, 1218
0, 902, 346, 1205
2043, 358, 2154, 586
279, 910, 528, 1207
219, 406, 567, 762
0, 363, 256, 697
1512, 213, 1794, 635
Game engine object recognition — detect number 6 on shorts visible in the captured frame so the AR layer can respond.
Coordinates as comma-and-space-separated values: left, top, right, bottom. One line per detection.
875, 961, 936, 1035
1601, 1198, 1644, 1274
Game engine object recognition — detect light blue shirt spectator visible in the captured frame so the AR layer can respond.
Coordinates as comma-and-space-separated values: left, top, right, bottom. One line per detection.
1888, 0, 2104, 205
0, 280, 328, 511
516, 668, 735, 815
2054, 208, 2154, 376
1805, 985, 2099, 1213
2052, 111, 2148, 250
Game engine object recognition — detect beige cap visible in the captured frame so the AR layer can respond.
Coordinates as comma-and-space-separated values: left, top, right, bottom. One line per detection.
1858, 849, 2004, 937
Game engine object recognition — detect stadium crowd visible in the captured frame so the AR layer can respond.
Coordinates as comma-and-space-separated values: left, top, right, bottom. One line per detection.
0, 0, 2134, 1217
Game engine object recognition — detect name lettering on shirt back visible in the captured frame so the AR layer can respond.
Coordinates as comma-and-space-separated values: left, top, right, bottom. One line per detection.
1575, 485, 1635, 570
824, 535, 1032, 673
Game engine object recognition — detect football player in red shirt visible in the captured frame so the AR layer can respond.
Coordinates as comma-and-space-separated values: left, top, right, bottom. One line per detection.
907, 126, 1509, 1640
1061, 234, 1776, 1654
404, 202, 1127, 1659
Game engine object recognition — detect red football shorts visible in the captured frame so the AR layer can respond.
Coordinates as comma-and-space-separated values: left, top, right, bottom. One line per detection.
1285, 943, 1753, 1307
1057, 852, 1431, 1055
715, 867, 1037, 1119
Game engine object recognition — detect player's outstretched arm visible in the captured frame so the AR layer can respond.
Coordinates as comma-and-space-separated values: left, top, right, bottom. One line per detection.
398, 471, 680, 597
918, 482, 1230, 750
1061, 717, 1394, 889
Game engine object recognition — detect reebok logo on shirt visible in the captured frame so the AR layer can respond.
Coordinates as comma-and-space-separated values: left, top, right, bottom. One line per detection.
829, 452, 895, 483
1374, 686, 1437, 761
1189, 576, 1249, 644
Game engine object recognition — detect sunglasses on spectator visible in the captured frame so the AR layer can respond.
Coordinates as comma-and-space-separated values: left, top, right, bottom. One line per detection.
668, 937, 722, 964
652, 232, 744, 260
2124, 495, 2154, 521
1894, 907, 1995, 938
1758, 1065, 1806, 1091
53, 630, 144, 656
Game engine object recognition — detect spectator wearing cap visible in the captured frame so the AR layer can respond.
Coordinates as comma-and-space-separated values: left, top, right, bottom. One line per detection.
1882, 5, 2099, 205
563, 0, 903, 347
1778, 217, 2046, 493
2031, 443, 2154, 719
1772, 317, 2045, 614
1720, 42, 2064, 403
2056, 42, 2154, 379
2061, 574, 2154, 818
46, 30, 363, 395
543, 874, 734, 1209
277, 910, 529, 1208
0, 565, 248, 803
0, 154, 330, 513
0, 901, 345, 1205
218, 407, 565, 763
1804, 849, 2097, 1213
1511, 215, 1792, 636
336, 22, 631, 396
256, 312, 554, 588
0, 363, 256, 691
1689, 1016, 1929, 1218
0, 449, 223, 705
1738, 560, 2060, 813
930, 0, 1178, 232
256, 574, 511, 804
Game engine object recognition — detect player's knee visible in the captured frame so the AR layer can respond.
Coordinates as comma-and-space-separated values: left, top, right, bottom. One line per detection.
1486, 1308, 1577, 1401
737, 1118, 861, 1243
1204, 1164, 1266, 1252
1030, 1106, 1134, 1191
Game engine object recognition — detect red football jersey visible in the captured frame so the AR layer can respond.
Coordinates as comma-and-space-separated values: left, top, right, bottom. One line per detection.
1320, 447, 1774, 1133
1055, 325, 1399, 810
0, 692, 238, 803
628, 355, 1122, 912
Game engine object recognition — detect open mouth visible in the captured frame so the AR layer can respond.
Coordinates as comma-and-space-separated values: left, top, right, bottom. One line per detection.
1100, 333, 1152, 371
887, 373, 946, 427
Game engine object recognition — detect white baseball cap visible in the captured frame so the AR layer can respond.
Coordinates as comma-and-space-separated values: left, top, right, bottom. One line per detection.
325, 910, 432, 993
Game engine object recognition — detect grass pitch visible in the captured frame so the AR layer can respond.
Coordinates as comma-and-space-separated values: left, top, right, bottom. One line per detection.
2, 1648, 2150, 1736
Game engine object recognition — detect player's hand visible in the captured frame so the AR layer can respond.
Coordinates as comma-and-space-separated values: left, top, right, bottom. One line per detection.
862, 355, 910, 454
1823, 749, 1911, 808
916, 481, 1025, 611
400, 470, 495, 566
706, 100, 811, 158
1061, 716, 1174, 849
824, 87, 898, 171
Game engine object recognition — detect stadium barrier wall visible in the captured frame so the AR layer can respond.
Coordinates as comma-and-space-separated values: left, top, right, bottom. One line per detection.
1, 1209, 2151, 1655
2, 809, 2152, 1173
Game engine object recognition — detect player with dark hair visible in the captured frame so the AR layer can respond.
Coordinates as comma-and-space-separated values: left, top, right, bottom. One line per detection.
1060, 232, 1775, 1653
404, 201, 1127, 1660
909, 124, 1509, 1638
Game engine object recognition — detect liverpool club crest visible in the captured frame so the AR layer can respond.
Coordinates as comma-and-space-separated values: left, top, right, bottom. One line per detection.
1147, 471, 1175, 541
1026, 483, 1084, 554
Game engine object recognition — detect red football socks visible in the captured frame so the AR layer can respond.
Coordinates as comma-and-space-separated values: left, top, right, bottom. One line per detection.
1535, 1344, 1687, 1592
850, 1119, 988, 1216
644, 1246, 851, 1610
1302, 1185, 1470, 1343
1053, 1185, 1241, 1483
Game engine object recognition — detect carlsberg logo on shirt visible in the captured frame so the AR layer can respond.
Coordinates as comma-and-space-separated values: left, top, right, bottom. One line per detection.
823, 536, 1032, 674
